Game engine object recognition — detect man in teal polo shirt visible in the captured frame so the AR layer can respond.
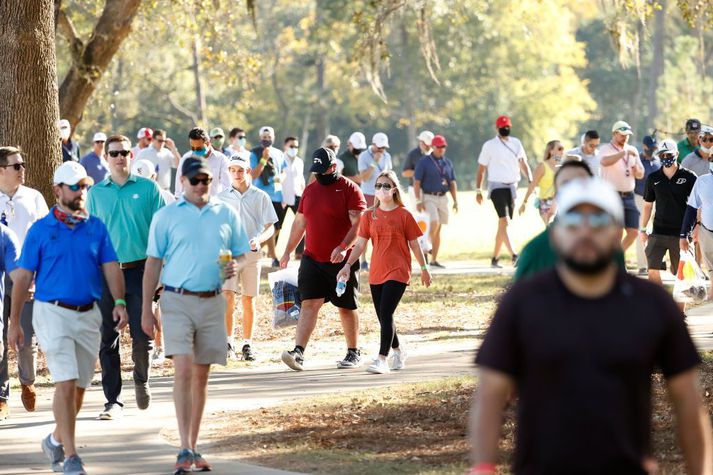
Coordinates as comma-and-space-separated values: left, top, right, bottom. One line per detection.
677, 119, 701, 162
141, 157, 250, 474
87, 134, 165, 420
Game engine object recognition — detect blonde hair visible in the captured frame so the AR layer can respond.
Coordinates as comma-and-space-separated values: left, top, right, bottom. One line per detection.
372, 170, 405, 217
543, 140, 561, 161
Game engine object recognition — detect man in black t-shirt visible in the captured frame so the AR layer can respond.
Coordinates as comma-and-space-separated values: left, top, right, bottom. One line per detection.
470, 178, 711, 475
640, 139, 696, 285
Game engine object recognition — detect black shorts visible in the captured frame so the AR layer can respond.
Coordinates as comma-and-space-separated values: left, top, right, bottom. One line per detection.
645, 234, 680, 271
272, 201, 287, 230
298, 255, 359, 310
490, 188, 514, 219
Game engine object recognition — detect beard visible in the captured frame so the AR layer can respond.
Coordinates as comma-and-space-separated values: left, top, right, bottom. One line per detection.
61, 196, 85, 212
561, 250, 615, 275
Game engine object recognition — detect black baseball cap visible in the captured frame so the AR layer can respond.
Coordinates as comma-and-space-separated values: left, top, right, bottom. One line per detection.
642, 135, 657, 148
686, 118, 702, 132
182, 157, 212, 179
309, 147, 337, 174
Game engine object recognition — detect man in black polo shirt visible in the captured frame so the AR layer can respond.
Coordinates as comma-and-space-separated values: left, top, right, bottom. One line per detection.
470, 178, 711, 475
640, 139, 696, 285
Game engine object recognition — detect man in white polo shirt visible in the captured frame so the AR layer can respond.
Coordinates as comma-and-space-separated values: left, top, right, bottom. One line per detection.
475, 115, 532, 268
131, 127, 153, 158
137, 129, 180, 192
599, 120, 645, 251
217, 156, 277, 361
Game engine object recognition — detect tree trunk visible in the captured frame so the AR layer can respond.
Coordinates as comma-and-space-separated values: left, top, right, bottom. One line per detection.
192, 34, 207, 126
647, 0, 666, 130
0, 0, 61, 201
57, 0, 141, 130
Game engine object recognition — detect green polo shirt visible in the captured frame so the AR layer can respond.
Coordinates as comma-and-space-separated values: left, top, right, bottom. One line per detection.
339, 150, 360, 178
87, 174, 166, 263
515, 227, 626, 281
677, 138, 698, 164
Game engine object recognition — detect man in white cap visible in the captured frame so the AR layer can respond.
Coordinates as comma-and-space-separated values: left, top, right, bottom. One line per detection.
358, 132, 393, 271
8, 161, 128, 475
599, 120, 644, 251
131, 127, 153, 158
210, 127, 228, 155
59, 119, 80, 163
80, 132, 109, 184
681, 125, 713, 177
338, 132, 367, 184
132, 159, 176, 205
217, 155, 278, 361
403, 130, 434, 208
137, 129, 180, 192
470, 177, 711, 475
249, 126, 286, 267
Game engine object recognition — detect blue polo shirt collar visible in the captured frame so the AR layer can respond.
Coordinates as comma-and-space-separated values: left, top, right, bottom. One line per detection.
176, 196, 221, 212
102, 174, 138, 187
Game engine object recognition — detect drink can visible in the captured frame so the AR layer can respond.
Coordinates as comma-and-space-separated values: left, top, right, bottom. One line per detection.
219, 249, 232, 280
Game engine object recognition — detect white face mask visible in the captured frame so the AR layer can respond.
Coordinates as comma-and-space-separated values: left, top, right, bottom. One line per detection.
286, 147, 298, 158
375, 188, 394, 202
60, 129, 71, 141
701, 145, 713, 155
708, 161, 713, 173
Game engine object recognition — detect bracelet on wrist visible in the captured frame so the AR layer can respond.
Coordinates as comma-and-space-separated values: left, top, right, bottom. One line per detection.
114, 298, 127, 307
421, 265, 429, 271
260, 158, 268, 166
639, 228, 647, 233
476, 190, 482, 195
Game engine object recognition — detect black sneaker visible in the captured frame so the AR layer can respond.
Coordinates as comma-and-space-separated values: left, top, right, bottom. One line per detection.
491, 257, 502, 268
512, 254, 519, 267
281, 349, 304, 371
241, 344, 255, 361
271, 258, 280, 268
430, 261, 445, 269
337, 349, 361, 369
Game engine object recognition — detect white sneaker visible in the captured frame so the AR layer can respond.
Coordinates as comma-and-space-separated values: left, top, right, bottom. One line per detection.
389, 350, 406, 370
366, 358, 390, 374
150, 347, 165, 367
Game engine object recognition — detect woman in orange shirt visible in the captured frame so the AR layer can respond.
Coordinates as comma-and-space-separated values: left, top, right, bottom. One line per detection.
338, 170, 432, 374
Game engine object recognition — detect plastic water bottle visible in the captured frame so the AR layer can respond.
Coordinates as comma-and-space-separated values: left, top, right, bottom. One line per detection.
336, 276, 347, 297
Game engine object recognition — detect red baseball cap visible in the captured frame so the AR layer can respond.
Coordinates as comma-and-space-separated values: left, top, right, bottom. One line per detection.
496, 115, 512, 128
431, 135, 448, 147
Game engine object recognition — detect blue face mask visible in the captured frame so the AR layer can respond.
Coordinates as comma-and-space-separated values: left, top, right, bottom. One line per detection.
192, 147, 208, 157
237, 138, 246, 148
661, 157, 676, 168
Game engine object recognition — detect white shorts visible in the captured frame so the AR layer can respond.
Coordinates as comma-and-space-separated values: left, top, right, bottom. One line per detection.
222, 251, 261, 297
33, 301, 101, 388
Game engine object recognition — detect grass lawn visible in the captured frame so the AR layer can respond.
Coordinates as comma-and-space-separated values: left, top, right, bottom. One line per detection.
198, 356, 713, 474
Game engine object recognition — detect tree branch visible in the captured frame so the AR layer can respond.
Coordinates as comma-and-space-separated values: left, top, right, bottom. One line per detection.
56, 8, 83, 64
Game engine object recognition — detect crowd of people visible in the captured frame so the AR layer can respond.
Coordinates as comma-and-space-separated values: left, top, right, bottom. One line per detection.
1, 112, 711, 474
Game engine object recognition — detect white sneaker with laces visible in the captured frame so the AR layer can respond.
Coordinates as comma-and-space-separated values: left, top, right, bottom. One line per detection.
366, 358, 390, 374
389, 350, 406, 370
151, 346, 165, 366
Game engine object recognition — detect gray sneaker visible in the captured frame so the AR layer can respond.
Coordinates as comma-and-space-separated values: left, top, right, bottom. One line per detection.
281, 349, 304, 371
98, 403, 122, 420
135, 383, 151, 410
41, 434, 64, 472
337, 349, 361, 369
62, 454, 86, 475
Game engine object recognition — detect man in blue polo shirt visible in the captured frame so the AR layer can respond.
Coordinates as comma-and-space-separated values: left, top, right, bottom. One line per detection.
8, 161, 127, 475
414, 134, 458, 268
0, 218, 21, 422
142, 157, 250, 474
87, 134, 166, 421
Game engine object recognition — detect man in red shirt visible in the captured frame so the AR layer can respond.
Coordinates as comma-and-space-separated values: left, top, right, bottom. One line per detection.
279, 148, 366, 371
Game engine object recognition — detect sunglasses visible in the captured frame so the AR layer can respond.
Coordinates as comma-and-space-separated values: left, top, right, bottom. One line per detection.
0, 162, 26, 171
701, 136, 713, 143
556, 146, 564, 151
108, 150, 130, 157
557, 211, 614, 229
64, 183, 89, 192
375, 147, 386, 152
616, 127, 631, 133
289, 145, 299, 149
374, 183, 393, 190
435, 145, 447, 149
189, 177, 212, 186
659, 153, 676, 161
237, 135, 246, 140
156, 139, 166, 143
94, 140, 106, 144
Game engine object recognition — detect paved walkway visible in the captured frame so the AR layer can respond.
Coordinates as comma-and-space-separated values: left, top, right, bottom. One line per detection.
0, 345, 475, 475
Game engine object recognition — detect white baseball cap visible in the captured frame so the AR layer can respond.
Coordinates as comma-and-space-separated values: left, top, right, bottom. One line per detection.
372, 132, 389, 148
58, 119, 70, 130
227, 155, 250, 169
53, 161, 93, 186
259, 126, 275, 138
699, 125, 713, 138
137, 127, 153, 139
131, 159, 157, 179
93, 132, 107, 142
611, 120, 633, 135
654, 139, 678, 159
556, 178, 624, 225
348, 132, 367, 149
417, 131, 435, 146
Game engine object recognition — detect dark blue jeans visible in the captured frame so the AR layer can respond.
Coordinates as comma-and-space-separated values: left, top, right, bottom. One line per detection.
98, 265, 152, 408
0, 276, 36, 401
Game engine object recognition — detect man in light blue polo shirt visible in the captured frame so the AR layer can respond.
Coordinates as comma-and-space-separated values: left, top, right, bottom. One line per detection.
358, 132, 393, 270
141, 157, 249, 474
87, 134, 166, 420
8, 161, 127, 475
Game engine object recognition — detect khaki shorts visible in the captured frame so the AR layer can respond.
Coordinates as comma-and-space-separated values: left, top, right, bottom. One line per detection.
33, 301, 101, 388
698, 226, 713, 272
423, 193, 449, 225
222, 251, 261, 297
160, 291, 227, 365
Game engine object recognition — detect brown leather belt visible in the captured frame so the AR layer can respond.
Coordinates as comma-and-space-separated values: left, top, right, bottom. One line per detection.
424, 191, 446, 196
50, 300, 94, 312
120, 259, 146, 270
164, 286, 221, 298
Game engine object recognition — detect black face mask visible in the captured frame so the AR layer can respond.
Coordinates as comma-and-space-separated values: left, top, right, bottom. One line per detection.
498, 127, 511, 137
561, 250, 614, 276
352, 148, 364, 157
261, 139, 273, 148
315, 171, 338, 185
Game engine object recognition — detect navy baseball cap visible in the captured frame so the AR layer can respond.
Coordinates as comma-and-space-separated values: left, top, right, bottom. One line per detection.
642, 135, 657, 149
182, 157, 212, 179
309, 147, 337, 173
